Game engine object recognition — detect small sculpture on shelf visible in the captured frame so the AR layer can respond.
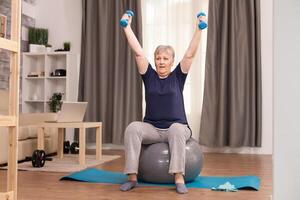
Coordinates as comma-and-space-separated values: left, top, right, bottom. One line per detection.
48, 92, 64, 113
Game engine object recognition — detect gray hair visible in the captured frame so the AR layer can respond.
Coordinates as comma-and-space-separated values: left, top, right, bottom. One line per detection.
154, 45, 175, 59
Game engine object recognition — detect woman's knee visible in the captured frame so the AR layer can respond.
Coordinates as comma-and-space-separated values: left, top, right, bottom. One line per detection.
124, 121, 142, 138
168, 123, 190, 139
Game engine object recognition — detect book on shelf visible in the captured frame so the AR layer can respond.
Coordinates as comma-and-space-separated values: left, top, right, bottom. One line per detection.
27, 71, 45, 77
0, 14, 7, 38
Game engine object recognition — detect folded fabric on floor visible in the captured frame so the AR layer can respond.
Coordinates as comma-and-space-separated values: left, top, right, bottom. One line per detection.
60, 168, 260, 191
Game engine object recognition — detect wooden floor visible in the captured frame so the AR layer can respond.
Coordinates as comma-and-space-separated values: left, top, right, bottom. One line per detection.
0, 150, 272, 200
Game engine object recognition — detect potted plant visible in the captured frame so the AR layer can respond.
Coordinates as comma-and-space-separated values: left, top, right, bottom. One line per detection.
63, 42, 71, 51
48, 92, 63, 113
28, 27, 49, 52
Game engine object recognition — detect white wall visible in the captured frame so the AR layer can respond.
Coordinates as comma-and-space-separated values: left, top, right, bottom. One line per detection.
34, 0, 82, 142
35, 0, 82, 56
202, 0, 273, 155
22, 0, 36, 18
21, 1, 35, 41
274, 0, 300, 199
260, 0, 274, 155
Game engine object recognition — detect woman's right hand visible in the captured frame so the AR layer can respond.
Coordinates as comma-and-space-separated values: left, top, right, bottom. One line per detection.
121, 13, 132, 27
196, 13, 207, 31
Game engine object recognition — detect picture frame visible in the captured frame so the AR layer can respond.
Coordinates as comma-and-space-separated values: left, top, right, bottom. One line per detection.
0, 13, 7, 38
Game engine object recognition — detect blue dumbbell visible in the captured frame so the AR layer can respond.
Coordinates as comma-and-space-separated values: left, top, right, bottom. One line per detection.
120, 10, 134, 27
197, 12, 207, 30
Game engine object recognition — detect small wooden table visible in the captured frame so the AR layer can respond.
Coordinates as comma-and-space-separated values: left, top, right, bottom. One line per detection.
36, 122, 102, 165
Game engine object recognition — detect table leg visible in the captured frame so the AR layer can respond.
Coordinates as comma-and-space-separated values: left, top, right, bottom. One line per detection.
96, 125, 102, 161
37, 127, 45, 150
79, 128, 86, 165
57, 128, 64, 159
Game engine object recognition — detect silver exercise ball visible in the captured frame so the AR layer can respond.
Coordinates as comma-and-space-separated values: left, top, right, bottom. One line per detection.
137, 138, 204, 184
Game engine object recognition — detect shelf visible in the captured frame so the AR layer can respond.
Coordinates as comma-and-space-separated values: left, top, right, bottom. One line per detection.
22, 52, 78, 113
23, 51, 71, 56
25, 77, 45, 79
44, 99, 65, 103
47, 52, 71, 56
23, 52, 45, 56
3, 0, 21, 198
0, 116, 17, 127
24, 100, 45, 103
0, 191, 14, 199
0, 37, 18, 52
46, 76, 67, 79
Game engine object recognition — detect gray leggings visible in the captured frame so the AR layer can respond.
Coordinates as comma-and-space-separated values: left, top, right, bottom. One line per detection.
123, 121, 191, 175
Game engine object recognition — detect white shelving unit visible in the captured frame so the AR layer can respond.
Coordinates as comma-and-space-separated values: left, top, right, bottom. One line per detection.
22, 52, 79, 113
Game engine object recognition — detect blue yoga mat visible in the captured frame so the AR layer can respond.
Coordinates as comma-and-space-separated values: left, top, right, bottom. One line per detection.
60, 168, 260, 191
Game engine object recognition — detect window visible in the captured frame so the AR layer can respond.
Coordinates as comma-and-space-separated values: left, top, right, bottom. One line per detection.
141, 0, 208, 118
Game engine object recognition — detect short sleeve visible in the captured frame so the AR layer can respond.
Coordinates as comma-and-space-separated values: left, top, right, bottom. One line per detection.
141, 63, 155, 84
174, 63, 188, 90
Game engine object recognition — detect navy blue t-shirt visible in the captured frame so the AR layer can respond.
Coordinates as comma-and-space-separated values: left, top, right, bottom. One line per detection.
141, 63, 188, 129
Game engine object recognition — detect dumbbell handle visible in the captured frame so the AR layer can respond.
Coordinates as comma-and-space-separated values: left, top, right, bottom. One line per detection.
120, 10, 134, 27
197, 12, 207, 30
26, 156, 52, 161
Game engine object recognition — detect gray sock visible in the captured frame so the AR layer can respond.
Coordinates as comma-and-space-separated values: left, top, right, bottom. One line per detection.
120, 181, 137, 191
175, 183, 188, 194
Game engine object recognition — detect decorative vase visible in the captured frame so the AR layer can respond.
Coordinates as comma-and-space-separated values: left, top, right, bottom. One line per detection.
29, 44, 46, 53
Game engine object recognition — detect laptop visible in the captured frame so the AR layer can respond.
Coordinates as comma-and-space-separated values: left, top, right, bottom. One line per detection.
46, 102, 88, 123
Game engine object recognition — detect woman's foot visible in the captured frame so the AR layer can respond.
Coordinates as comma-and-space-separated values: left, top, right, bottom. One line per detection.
175, 183, 188, 194
120, 180, 137, 191
175, 173, 188, 194
120, 173, 138, 191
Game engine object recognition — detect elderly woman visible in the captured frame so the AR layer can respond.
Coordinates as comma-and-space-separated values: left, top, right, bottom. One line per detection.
119, 12, 206, 194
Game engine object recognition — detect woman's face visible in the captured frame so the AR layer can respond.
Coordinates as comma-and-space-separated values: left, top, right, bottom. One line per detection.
154, 51, 174, 78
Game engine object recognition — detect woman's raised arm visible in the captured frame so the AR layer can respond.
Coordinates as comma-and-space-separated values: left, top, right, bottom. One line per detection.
121, 11, 148, 74
180, 12, 207, 73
